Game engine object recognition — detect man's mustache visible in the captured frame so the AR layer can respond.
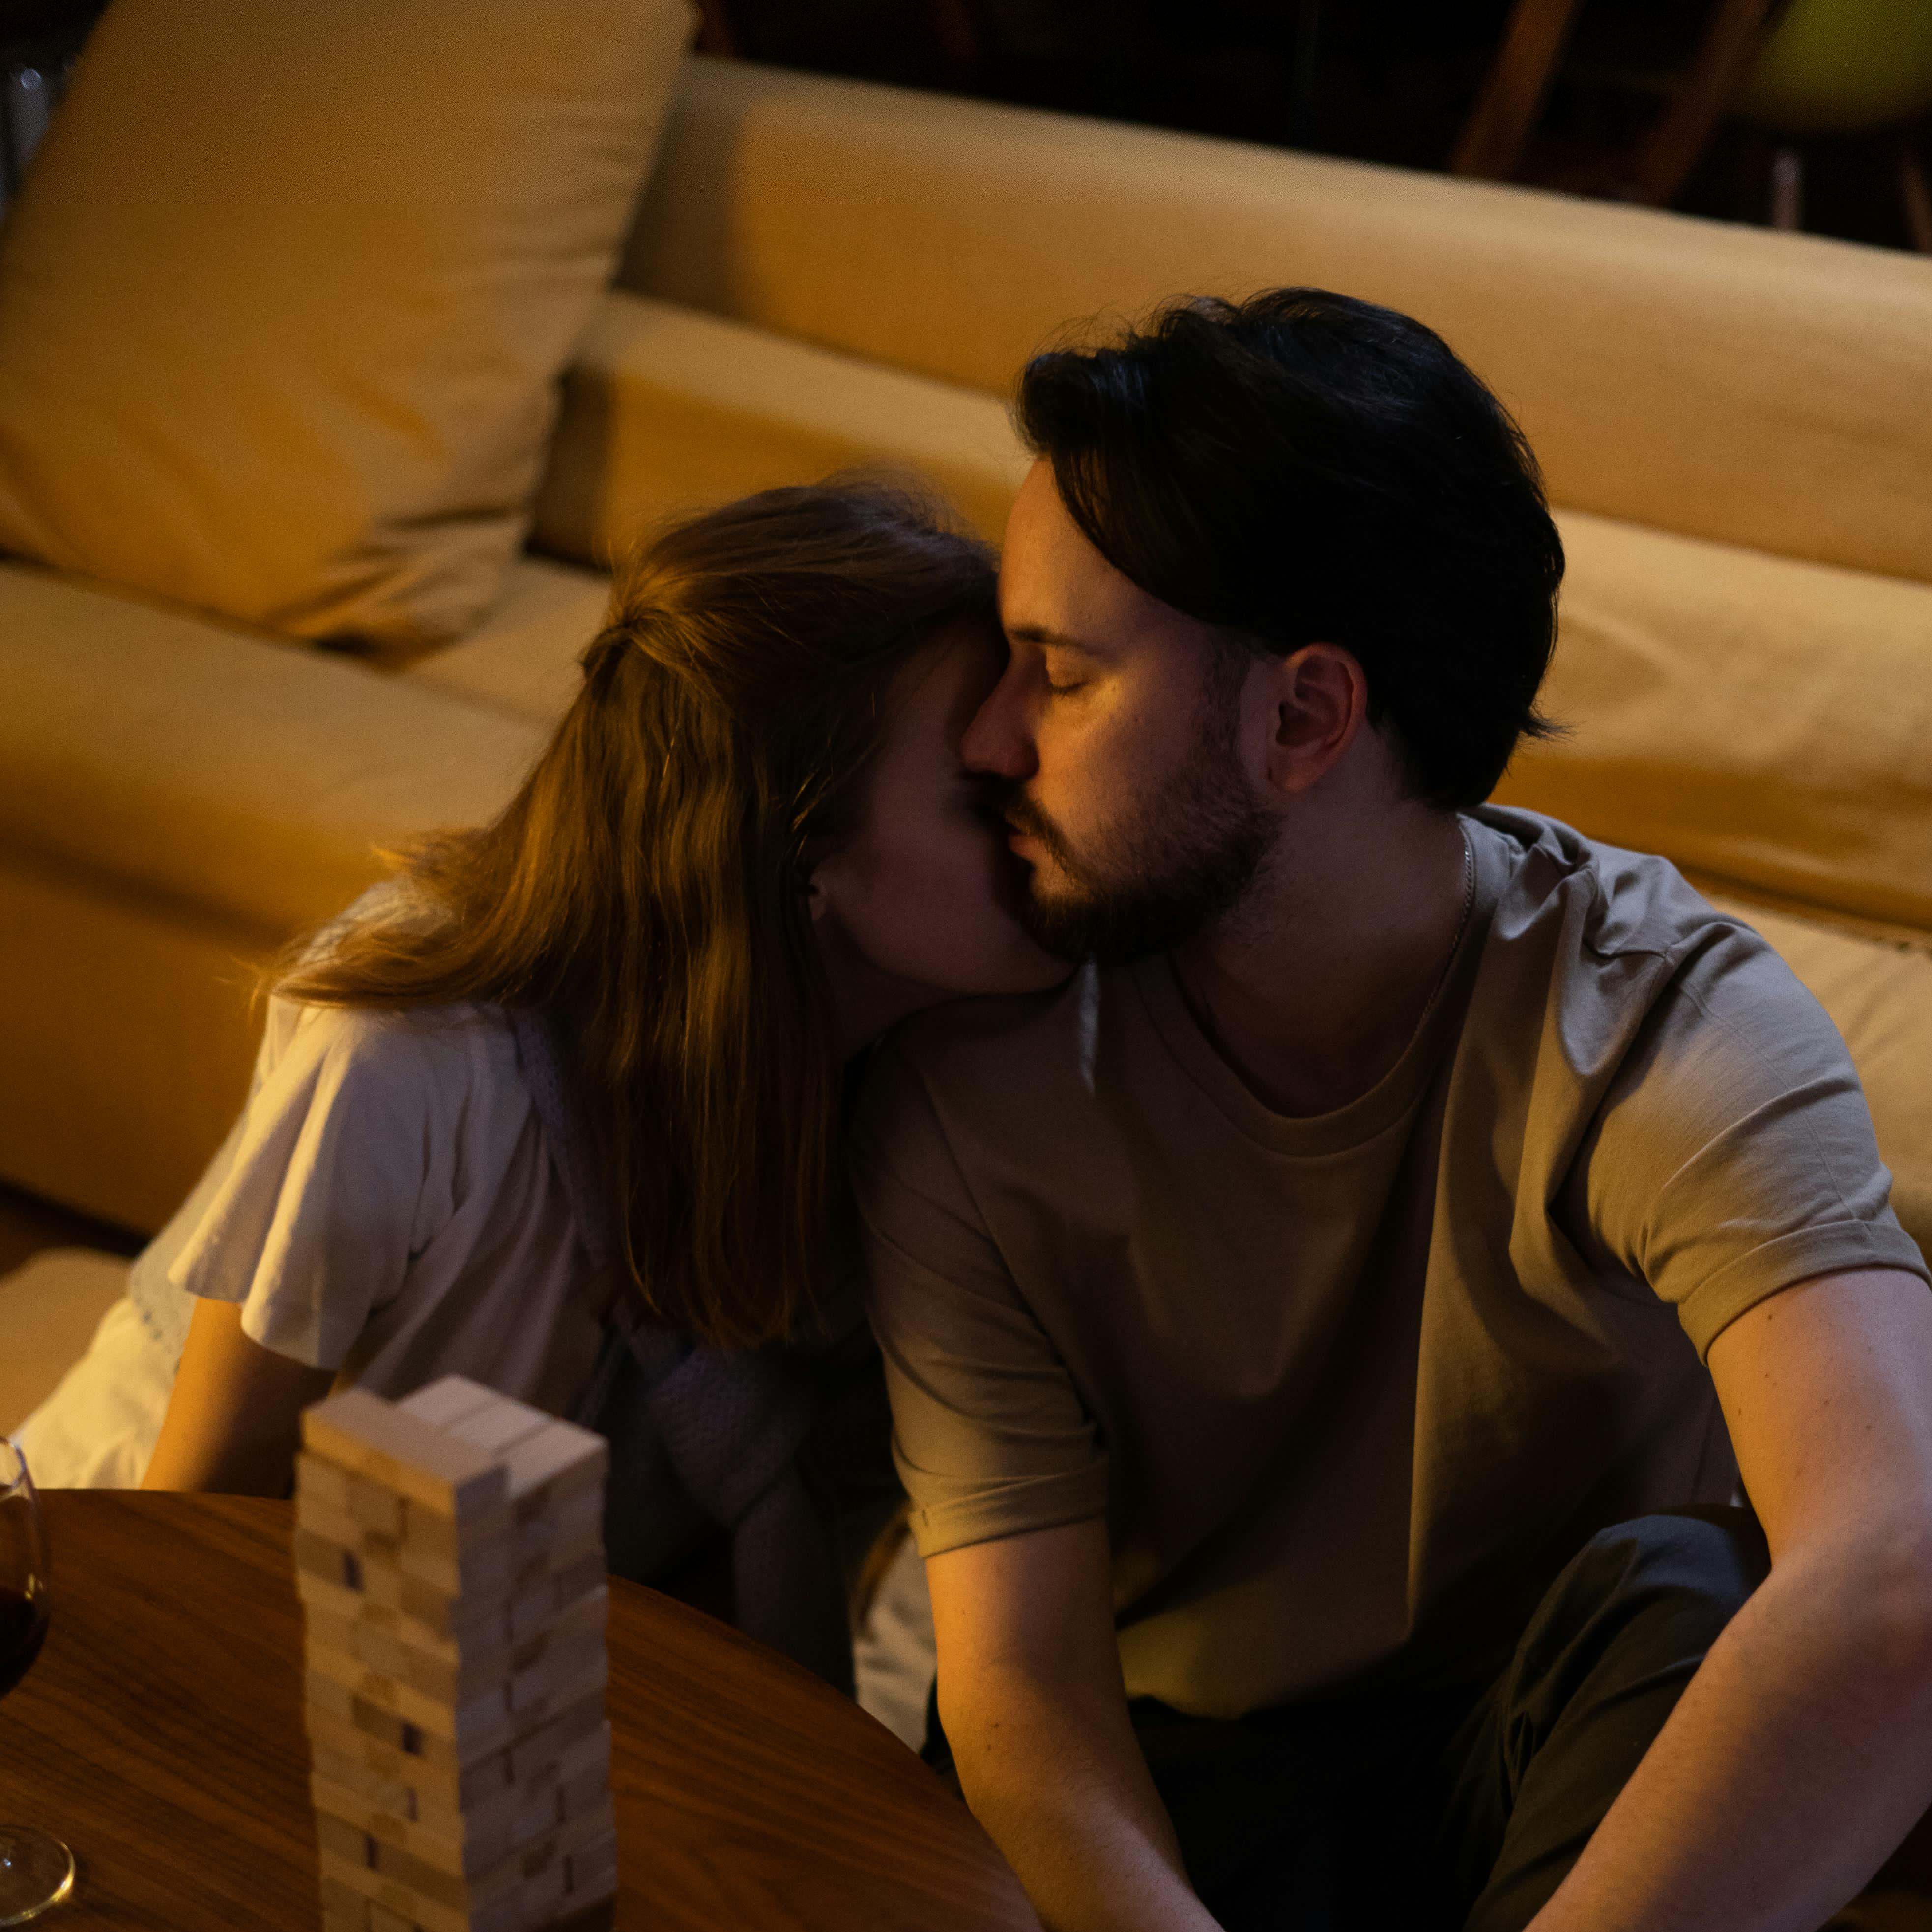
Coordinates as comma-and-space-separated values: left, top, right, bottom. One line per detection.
983, 782, 1078, 871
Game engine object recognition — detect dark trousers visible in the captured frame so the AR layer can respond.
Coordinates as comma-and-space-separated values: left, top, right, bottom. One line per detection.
925, 1508, 1771, 1931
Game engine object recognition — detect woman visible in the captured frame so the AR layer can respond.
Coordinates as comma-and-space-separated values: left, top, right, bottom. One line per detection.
18, 479, 1064, 1676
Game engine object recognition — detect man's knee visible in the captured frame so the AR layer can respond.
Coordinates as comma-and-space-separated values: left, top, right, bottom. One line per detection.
1509, 1505, 1771, 1731
1450, 1508, 1774, 1923
1563, 1506, 1770, 1643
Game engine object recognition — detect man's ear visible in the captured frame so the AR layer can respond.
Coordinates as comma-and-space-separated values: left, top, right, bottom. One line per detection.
1260, 643, 1371, 798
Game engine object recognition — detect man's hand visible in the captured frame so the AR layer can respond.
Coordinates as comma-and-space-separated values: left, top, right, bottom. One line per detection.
1531, 1266, 1932, 1932
927, 1518, 1223, 1932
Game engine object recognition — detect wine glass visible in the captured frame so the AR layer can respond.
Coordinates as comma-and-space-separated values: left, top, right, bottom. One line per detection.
0, 1441, 73, 1924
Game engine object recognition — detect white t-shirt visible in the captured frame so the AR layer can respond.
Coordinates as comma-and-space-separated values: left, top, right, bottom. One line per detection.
22, 992, 605, 1485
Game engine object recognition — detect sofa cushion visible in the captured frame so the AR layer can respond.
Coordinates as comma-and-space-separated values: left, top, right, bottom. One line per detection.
1498, 511, 1932, 935
531, 292, 1028, 566
0, 1250, 132, 1442
1702, 893, 1932, 1269
0, 0, 693, 651
0, 563, 543, 940
625, 58, 1932, 585
408, 557, 613, 726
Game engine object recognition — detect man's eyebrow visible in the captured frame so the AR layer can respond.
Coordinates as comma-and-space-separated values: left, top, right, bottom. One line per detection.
1004, 622, 1108, 655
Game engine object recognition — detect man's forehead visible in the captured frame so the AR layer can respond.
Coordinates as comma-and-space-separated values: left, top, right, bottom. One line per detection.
1000, 466, 1162, 648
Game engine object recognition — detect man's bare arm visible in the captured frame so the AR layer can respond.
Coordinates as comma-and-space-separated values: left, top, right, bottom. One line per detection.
1529, 1266, 1932, 1932
927, 1518, 1223, 1932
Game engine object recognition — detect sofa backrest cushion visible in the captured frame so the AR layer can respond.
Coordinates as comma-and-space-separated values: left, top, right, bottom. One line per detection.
530, 292, 1028, 568
623, 59, 1932, 588
0, 0, 693, 652
1500, 512, 1932, 935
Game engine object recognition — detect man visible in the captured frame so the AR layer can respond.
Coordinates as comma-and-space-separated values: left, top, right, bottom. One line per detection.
853, 288, 1932, 1932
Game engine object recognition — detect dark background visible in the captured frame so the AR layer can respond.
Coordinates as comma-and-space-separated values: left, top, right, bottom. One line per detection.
0, 0, 1926, 250
704, 0, 1930, 253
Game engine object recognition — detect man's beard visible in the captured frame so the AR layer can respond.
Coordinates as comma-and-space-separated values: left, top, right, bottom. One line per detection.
998, 694, 1274, 968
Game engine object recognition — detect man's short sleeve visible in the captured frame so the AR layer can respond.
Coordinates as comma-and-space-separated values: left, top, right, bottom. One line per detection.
851, 1038, 1108, 1558
1582, 922, 1931, 1359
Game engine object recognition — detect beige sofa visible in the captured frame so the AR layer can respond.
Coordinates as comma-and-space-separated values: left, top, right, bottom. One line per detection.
2, 56, 1928, 1297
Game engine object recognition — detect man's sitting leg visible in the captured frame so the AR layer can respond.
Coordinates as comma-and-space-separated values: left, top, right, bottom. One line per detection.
1429, 1508, 1771, 1931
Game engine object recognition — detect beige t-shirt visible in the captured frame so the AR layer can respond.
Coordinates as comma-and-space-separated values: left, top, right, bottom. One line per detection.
854, 806, 1930, 1721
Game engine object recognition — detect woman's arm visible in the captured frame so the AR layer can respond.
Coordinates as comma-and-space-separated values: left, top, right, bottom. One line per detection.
141, 1298, 336, 1495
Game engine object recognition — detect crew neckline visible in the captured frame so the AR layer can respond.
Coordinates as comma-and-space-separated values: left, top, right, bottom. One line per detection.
1127, 814, 1507, 1156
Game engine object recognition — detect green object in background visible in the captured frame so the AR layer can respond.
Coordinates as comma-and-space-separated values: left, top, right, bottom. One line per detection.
1734, 0, 1932, 133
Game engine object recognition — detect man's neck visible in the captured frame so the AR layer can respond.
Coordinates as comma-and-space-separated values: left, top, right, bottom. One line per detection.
1168, 803, 1472, 1120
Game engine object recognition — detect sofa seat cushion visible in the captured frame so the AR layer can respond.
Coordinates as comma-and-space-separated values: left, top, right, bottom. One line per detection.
0, 563, 542, 941
0, 0, 694, 651
0, 1248, 133, 1442
1703, 893, 1932, 1269
407, 556, 613, 726
1499, 512, 1932, 936
531, 292, 1028, 568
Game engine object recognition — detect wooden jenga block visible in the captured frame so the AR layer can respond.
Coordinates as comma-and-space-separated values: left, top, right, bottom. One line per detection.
303, 1387, 507, 1525
319, 1849, 472, 1932
312, 1738, 419, 1817
439, 1393, 555, 1461
304, 1703, 514, 1810
519, 1855, 569, 1928
312, 1770, 511, 1880
299, 1486, 372, 1550
509, 1551, 605, 1644
394, 1377, 498, 1432
299, 1377, 615, 1930
307, 1669, 357, 1726
510, 1630, 605, 1716
397, 1531, 515, 1600
300, 1451, 354, 1513
296, 1526, 363, 1594
507, 1694, 605, 1788
348, 1474, 407, 1540
563, 1830, 617, 1903
501, 1420, 607, 1513
301, 1570, 488, 1670
556, 1760, 608, 1823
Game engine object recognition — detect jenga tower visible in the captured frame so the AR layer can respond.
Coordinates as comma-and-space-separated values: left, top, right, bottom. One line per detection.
293, 1376, 616, 1932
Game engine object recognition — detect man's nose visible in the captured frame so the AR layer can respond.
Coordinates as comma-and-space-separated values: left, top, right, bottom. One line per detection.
962, 661, 1037, 780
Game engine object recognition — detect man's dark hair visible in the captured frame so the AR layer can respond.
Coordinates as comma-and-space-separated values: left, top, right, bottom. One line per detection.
1015, 288, 1565, 808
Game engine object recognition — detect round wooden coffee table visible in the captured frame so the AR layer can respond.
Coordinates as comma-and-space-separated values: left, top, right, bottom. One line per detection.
0, 1494, 1038, 1930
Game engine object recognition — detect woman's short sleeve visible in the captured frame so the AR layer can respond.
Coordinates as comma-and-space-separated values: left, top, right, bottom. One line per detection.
167, 1000, 458, 1369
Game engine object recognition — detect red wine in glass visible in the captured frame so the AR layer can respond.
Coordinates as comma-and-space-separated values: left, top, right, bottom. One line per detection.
0, 1583, 48, 1700
0, 1439, 74, 1921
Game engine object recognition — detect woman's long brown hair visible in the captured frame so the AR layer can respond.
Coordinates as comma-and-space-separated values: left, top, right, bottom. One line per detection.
276, 481, 998, 1349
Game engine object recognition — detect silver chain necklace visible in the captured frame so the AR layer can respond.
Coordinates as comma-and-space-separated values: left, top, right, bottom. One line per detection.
1416, 817, 1475, 1030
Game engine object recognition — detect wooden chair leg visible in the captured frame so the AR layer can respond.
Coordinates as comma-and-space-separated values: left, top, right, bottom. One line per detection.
692, 0, 738, 58
1626, 0, 1782, 206
1902, 136, 1932, 254
926, 0, 982, 69
1451, 0, 1587, 179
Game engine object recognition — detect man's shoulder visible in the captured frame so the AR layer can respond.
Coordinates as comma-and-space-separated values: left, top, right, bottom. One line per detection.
1473, 805, 1834, 1085
1477, 804, 1744, 963
1474, 803, 1820, 1021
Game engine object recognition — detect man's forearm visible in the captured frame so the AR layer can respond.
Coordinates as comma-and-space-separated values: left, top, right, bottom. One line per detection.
1532, 1528, 1932, 1932
946, 1665, 1222, 1932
